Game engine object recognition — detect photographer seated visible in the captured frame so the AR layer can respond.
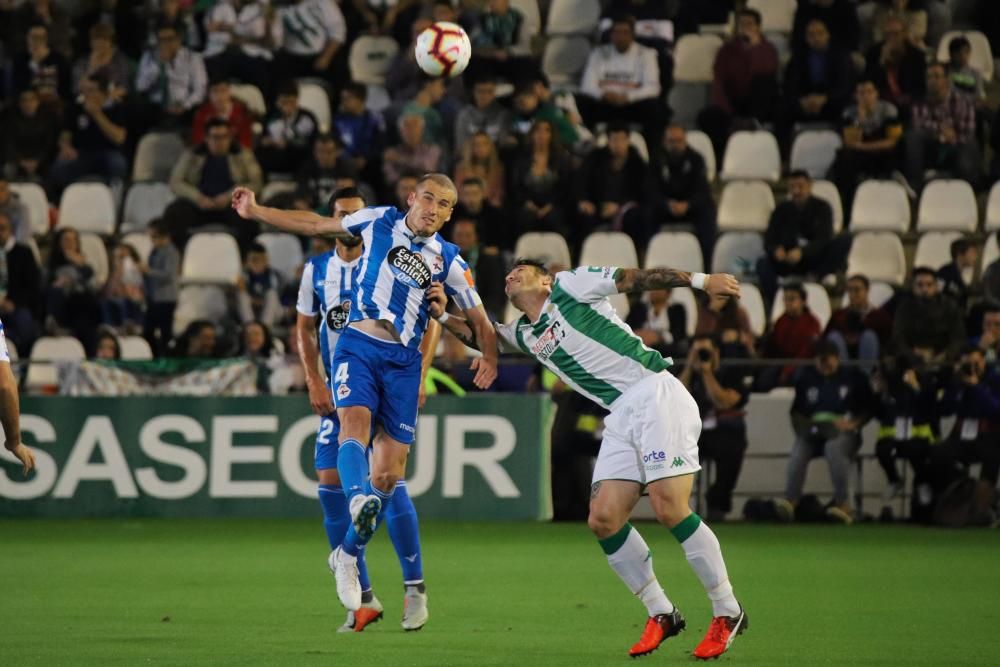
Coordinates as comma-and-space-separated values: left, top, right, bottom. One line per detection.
776, 341, 873, 524
928, 346, 1000, 494
872, 353, 940, 521
678, 335, 752, 522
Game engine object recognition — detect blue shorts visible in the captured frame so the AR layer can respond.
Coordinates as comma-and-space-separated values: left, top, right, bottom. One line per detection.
314, 412, 341, 471
332, 327, 422, 445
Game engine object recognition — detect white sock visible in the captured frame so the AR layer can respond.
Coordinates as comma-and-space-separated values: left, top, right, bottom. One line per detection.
672, 514, 740, 618
602, 523, 673, 617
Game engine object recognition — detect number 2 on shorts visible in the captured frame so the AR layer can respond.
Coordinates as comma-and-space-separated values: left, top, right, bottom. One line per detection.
334, 362, 349, 384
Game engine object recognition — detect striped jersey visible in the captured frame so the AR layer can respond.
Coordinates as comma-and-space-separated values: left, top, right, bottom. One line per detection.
0, 318, 8, 362
496, 267, 672, 409
343, 206, 481, 349
296, 250, 361, 385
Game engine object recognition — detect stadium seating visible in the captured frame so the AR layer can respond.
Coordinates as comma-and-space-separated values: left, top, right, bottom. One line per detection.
513, 232, 572, 269
230, 83, 266, 116
850, 180, 911, 232
121, 231, 153, 262
747, 0, 797, 33
718, 181, 775, 231
645, 231, 704, 273
789, 130, 842, 179
686, 130, 716, 182
173, 285, 231, 333
594, 130, 649, 162
256, 232, 304, 282
58, 183, 116, 236
4, 337, 17, 361
26, 336, 86, 392
936, 30, 994, 81
673, 34, 722, 83
739, 283, 767, 337
348, 35, 399, 86
296, 80, 332, 133
917, 179, 978, 232
913, 231, 962, 270
668, 288, 698, 337
667, 83, 712, 129
847, 231, 907, 284
132, 132, 185, 182
24, 237, 41, 266
181, 233, 241, 285
511, 0, 542, 46
546, 0, 600, 37
121, 182, 174, 233
580, 232, 636, 319
80, 232, 110, 285
119, 336, 154, 360
365, 84, 391, 114
771, 282, 832, 329
541, 36, 591, 87
721, 131, 781, 183
260, 180, 297, 204
9, 182, 50, 236
987, 182, 1000, 231
982, 233, 999, 272
811, 179, 844, 232
711, 231, 765, 276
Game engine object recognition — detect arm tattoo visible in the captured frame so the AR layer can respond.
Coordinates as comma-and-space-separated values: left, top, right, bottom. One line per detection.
441, 315, 482, 351
590, 481, 602, 500
614, 268, 692, 293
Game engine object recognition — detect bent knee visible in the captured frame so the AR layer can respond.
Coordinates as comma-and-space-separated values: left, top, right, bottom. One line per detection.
649, 495, 691, 528
587, 506, 624, 539
371, 470, 400, 492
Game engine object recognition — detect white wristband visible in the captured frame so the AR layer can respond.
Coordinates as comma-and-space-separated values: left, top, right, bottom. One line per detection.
691, 273, 708, 290
435, 312, 451, 324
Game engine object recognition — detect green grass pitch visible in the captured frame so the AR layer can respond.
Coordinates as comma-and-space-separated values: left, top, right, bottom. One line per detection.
2, 519, 998, 665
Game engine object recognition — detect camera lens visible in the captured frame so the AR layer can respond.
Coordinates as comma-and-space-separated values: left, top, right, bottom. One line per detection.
697, 349, 712, 362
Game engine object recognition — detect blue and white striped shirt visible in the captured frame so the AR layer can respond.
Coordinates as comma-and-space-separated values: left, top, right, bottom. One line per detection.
343, 206, 482, 349
296, 251, 361, 384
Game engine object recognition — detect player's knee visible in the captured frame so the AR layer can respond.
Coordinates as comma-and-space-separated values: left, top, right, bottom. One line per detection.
587, 507, 620, 539
649, 493, 689, 528
371, 469, 400, 492
338, 408, 370, 440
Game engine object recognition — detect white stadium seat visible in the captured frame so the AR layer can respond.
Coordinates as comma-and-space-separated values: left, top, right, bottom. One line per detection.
739, 283, 767, 337
721, 131, 781, 183
119, 336, 154, 360
121, 231, 153, 262
27, 336, 86, 392
711, 232, 765, 277
673, 34, 722, 83
256, 232, 304, 282
260, 180, 297, 203
790, 130, 841, 179
937, 30, 994, 82
772, 282, 832, 329
594, 130, 649, 162
132, 132, 185, 182
174, 285, 230, 333
348, 35, 399, 86
718, 181, 775, 231
181, 233, 241, 285
748, 0, 797, 33
580, 231, 638, 269
80, 233, 109, 286
365, 84, 391, 115
987, 182, 1000, 231
917, 179, 978, 232
542, 36, 591, 87
513, 232, 572, 269
121, 182, 174, 233
811, 179, 844, 233
296, 80, 331, 133
511, 0, 542, 44
59, 183, 116, 235
914, 231, 963, 270
547, 0, 600, 36
982, 233, 999, 273
230, 83, 266, 116
668, 83, 711, 129
9, 182, 50, 236
645, 231, 703, 273
841, 281, 895, 308
847, 232, 907, 284
668, 288, 698, 338
686, 130, 716, 182
850, 180, 911, 232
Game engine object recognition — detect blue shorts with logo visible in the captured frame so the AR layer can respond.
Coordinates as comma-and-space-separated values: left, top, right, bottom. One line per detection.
331, 327, 422, 445
314, 410, 376, 470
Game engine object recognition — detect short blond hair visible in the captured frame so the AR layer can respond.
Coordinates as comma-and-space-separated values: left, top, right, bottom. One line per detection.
415, 173, 458, 200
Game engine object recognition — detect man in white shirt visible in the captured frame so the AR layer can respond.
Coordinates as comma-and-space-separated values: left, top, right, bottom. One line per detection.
276, 0, 348, 90
135, 21, 208, 124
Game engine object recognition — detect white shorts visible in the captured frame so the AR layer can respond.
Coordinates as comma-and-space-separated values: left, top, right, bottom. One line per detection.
593, 371, 702, 486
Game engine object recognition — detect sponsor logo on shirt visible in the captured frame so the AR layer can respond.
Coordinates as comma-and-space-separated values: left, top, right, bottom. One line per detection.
387, 246, 432, 289
325, 300, 351, 330
531, 321, 566, 361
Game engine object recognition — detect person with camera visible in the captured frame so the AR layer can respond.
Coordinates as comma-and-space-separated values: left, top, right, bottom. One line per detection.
928, 345, 1000, 493
776, 341, 873, 524
678, 335, 752, 521
872, 353, 940, 520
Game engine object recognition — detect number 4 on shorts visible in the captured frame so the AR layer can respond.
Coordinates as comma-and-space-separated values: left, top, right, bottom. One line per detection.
334, 362, 349, 384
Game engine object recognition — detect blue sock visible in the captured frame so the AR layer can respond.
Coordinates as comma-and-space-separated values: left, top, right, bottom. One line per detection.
320, 484, 372, 592
386, 482, 423, 583
337, 439, 369, 500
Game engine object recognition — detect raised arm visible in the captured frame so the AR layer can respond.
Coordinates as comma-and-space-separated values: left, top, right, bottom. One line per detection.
231, 187, 344, 237
426, 282, 504, 363
614, 268, 741, 300
462, 304, 498, 390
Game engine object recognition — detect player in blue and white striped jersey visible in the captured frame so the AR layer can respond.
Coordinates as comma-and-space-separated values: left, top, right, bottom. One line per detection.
0, 318, 34, 476
233, 173, 497, 613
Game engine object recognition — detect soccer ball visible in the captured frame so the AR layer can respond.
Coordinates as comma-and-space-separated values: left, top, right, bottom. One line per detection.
415, 22, 472, 78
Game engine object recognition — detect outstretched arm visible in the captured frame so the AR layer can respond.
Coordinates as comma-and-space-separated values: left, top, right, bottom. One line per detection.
462, 304, 498, 389
426, 282, 504, 357
231, 187, 344, 237
614, 268, 741, 300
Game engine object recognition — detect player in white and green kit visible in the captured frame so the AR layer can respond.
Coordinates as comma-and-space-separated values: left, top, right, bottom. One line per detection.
426, 260, 747, 660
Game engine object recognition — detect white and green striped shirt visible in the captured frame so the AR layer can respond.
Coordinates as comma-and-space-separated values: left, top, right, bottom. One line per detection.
496, 267, 672, 409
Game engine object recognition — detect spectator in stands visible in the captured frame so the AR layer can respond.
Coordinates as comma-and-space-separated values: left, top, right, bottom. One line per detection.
699, 8, 779, 159
831, 79, 904, 212
575, 124, 649, 247
937, 238, 979, 312
893, 266, 965, 364
402, 76, 449, 149
791, 0, 860, 55
648, 124, 717, 263
454, 78, 513, 152
94, 330, 121, 361
146, 0, 201, 51
946, 35, 986, 107
872, 0, 928, 50
0, 180, 31, 244
509, 119, 572, 239
259, 80, 320, 175
780, 19, 855, 149
385, 18, 440, 104
826, 274, 892, 368
777, 341, 872, 523
236, 242, 283, 330
510, 79, 579, 149
100, 242, 145, 332
275, 0, 347, 89
73, 0, 144, 61
382, 113, 443, 185
696, 293, 757, 358
863, 16, 926, 115
929, 345, 1000, 492
466, 0, 533, 83
141, 219, 179, 357
11, 24, 72, 112
11, 0, 72, 58
981, 235, 1000, 304
763, 283, 823, 387
392, 172, 419, 211
165, 118, 263, 247
578, 15, 662, 144
295, 134, 359, 212
757, 171, 850, 305
451, 177, 507, 253
454, 132, 504, 209
450, 218, 505, 318
177, 320, 219, 358
47, 71, 128, 202
626, 288, 687, 358
71, 23, 131, 98
976, 306, 1000, 364
191, 80, 254, 150
239, 320, 276, 363
0, 211, 41, 354
679, 334, 751, 521
333, 82, 385, 176
906, 62, 979, 190
46, 226, 100, 354
1, 88, 58, 183
136, 21, 208, 125
202, 0, 276, 98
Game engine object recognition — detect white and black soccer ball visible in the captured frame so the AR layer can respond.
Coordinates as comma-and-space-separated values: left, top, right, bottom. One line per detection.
414, 21, 472, 78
